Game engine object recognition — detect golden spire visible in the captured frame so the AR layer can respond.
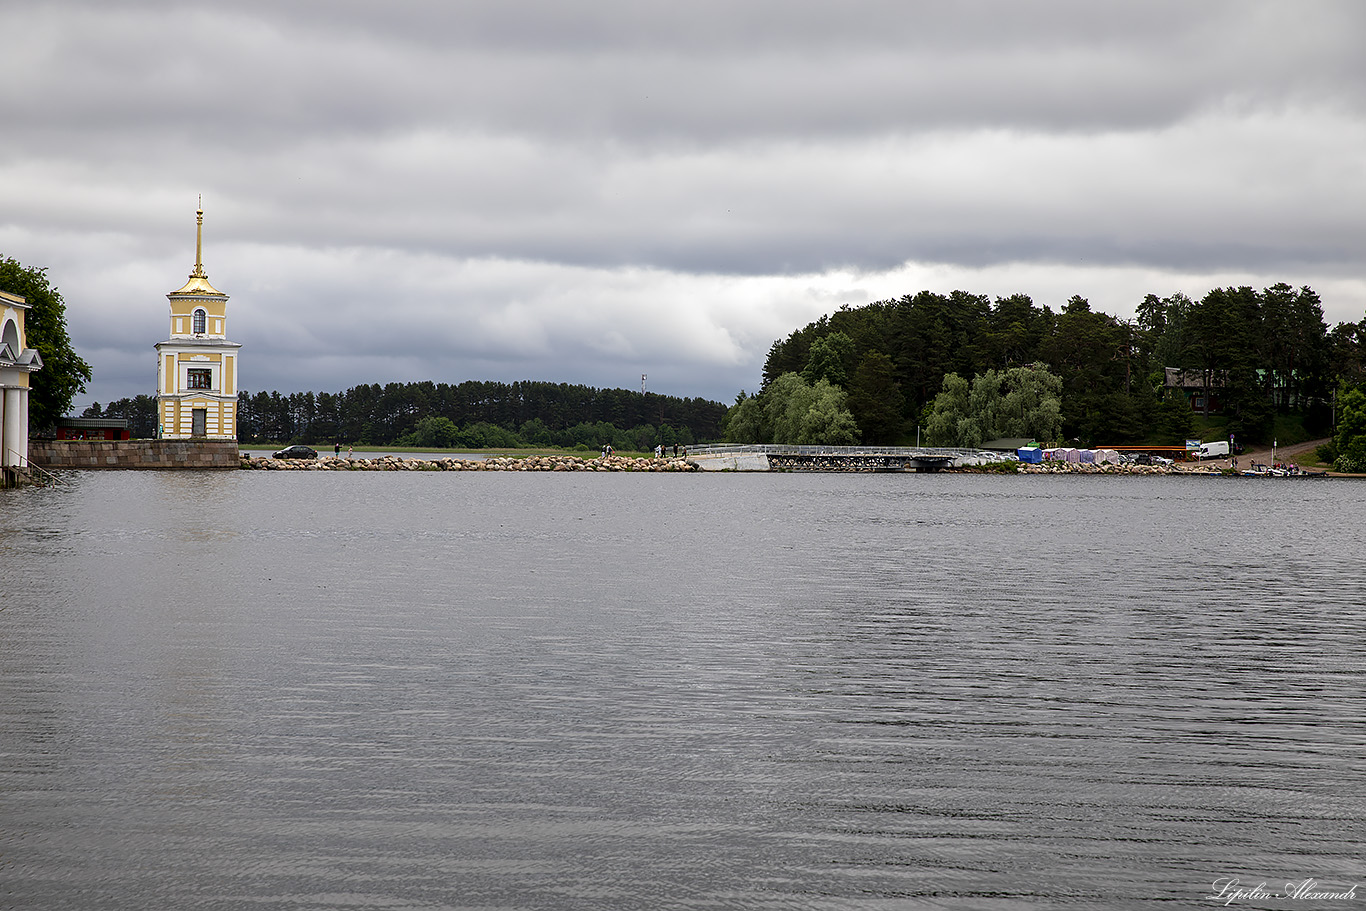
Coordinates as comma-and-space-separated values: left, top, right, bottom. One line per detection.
171, 199, 223, 295
191, 197, 206, 279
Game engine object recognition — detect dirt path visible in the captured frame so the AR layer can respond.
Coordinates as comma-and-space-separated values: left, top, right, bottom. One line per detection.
1237, 437, 1329, 468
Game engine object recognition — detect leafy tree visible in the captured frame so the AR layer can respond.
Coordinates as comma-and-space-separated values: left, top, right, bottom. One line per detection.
757, 281, 1351, 448
1260, 283, 1330, 415
758, 373, 804, 442
985, 293, 1052, 369
232, 379, 727, 445
925, 365, 1062, 447
397, 415, 459, 448
924, 373, 971, 446
762, 373, 859, 444
788, 379, 860, 444
1154, 388, 1195, 444
800, 331, 857, 388
1331, 386, 1366, 472
1037, 296, 1137, 444
723, 391, 766, 443
846, 350, 905, 443
0, 256, 92, 430
98, 395, 158, 438
518, 417, 553, 447
1329, 319, 1366, 388
1186, 286, 1271, 439
456, 421, 520, 449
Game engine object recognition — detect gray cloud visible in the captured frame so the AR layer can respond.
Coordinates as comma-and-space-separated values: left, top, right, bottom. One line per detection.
2, 0, 1364, 409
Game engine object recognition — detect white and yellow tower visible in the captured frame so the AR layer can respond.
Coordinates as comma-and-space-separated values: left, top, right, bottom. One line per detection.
155, 205, 241, 439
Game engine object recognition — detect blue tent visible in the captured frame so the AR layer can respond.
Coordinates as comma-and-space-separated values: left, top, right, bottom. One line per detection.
1016, 447, 1043, 464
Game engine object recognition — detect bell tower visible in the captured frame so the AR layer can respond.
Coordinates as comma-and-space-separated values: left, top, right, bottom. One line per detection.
155, 203, 242, 438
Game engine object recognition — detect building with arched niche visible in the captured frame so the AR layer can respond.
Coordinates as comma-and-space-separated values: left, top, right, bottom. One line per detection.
156, 206, 241, 439
1, 288, 44, 480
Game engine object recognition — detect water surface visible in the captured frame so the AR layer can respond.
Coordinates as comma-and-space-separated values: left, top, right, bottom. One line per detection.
2, 471, 1363, 909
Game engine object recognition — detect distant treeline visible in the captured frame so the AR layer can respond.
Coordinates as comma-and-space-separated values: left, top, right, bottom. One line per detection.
745, 284, 1366, 447
84, 380, 729, 449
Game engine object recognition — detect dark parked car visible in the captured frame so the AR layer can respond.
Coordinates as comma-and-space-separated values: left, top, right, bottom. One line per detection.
272, 445, 318, 459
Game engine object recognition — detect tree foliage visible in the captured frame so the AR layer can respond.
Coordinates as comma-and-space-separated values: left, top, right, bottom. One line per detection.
82, 395, 158, 438
846, 350, 905, 444
800, 331, 857, 388
722, 391, 766, 444
1332, 386, 1366, 473
0, 256, 92, 430
221, 379, 726, 448
723, 373, 859, 444
759, 283, 1351, 447
925, 365, 1063, 447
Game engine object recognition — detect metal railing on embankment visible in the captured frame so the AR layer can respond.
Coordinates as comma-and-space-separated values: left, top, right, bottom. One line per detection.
683, 443, 1011, 471
685, 443, 998, 460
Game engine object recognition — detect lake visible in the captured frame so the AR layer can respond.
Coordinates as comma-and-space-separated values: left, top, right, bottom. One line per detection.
2, 470, 1363, 909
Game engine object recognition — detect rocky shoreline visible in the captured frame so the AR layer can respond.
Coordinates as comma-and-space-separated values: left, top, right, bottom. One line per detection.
1001, 462, 1217, 475
240, 453, 698, 472
238, 451, 1340, 476
958, 461, 1331, 476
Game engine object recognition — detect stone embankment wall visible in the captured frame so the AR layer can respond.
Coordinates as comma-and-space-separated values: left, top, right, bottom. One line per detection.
241, 453, 698, 472
767, 454, 910, 471
30, 439, 240, 470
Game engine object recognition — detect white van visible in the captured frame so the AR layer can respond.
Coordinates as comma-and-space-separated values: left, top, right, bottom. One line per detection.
1199, 441, 1230, 460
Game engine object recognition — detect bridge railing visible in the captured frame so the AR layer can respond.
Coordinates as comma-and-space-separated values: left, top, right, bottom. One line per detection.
685, 443, 1009, 461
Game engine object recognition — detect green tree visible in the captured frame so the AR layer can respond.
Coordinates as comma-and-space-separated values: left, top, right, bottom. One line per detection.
99, 394, 158, 439
924, 373, 971, 446
723, 391, 766, 443
457, 420, 520, 449
764, 373, 859, 444
786, 376, 857, 445
800, 331, 857, 388
0, 257, 92, 430
761, 373, 809, 442
518, 417, 553, 447
846, 350, 905, 443
794, 380, 860, 444
1037, 296, 1140, 444
1329, 318, 1366, 388
1155, 387, 1195, 444
1331, 386, 1366, 472
985, 293, 1051, 368
925, 365, 1062, 447
1188, 286, 1271, 441
397, 415, 459, 448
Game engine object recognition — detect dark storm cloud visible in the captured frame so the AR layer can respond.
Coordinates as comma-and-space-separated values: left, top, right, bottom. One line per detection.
14, 2, 1364, 144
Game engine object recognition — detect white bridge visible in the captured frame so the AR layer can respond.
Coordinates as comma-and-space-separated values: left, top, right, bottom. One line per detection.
683, 444, 1010, 472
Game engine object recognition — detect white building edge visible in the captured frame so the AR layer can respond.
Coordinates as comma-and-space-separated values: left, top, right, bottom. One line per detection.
1, 288, 44, 480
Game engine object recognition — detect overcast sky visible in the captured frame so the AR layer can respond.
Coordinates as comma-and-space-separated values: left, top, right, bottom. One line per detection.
4, 0, 1365, 410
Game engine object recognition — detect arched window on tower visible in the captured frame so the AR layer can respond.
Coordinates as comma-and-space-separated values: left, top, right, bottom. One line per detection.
193, 309, 206, 334
1, 318, 19, 358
